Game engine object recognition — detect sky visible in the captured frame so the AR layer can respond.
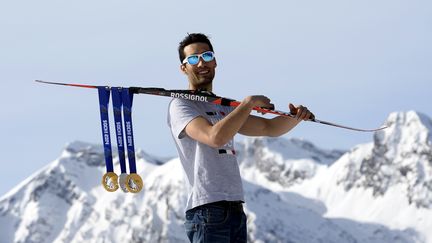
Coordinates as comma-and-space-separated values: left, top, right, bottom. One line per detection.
1, 0, 431, 196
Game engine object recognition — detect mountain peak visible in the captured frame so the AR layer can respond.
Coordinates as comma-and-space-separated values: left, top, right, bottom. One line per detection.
62, 141, 106, 167
335, 111, 432, 208
375, 111, 432, 153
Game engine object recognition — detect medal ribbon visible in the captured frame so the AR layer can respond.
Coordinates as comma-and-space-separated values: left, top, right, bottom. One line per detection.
121, 88, 137, 174
111, 87, 128, 174
97, 87, 114, 173
98, 87, 119, 192
121, 88, 143, 193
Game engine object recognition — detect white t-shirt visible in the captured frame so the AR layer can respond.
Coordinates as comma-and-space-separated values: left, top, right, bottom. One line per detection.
167, 98, 244, 211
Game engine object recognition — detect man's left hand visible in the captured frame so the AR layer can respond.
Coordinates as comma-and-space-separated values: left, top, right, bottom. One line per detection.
289, 103, 315, 121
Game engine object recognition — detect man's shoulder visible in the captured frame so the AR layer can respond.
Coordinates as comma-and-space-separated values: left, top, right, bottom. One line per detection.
169, 98, 196, 109
168, 98, 202, 115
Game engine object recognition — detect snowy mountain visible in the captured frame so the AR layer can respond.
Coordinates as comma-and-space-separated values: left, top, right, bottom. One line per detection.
289, 111, 432, 242
1, 111, 431, 243
237, 137, 345, 187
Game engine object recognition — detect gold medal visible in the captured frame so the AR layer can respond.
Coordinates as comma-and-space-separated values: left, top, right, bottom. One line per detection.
119, 173, 129, 193
102, 172, 119, 192
126, 173, 143, 193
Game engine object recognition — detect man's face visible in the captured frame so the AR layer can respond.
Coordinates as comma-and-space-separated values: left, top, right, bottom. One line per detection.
181, 42, 217, 89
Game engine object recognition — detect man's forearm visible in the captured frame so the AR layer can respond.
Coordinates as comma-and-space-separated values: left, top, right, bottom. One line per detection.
210, 101, 254, 146
265, 116, 302, 137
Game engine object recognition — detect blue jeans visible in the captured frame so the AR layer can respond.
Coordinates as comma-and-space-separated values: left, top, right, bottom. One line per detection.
184, 201, 247, 243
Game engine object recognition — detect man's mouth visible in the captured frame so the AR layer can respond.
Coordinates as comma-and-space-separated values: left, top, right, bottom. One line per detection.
197, 70, 210, 75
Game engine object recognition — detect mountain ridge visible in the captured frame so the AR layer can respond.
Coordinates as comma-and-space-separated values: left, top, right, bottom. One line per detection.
1, 110, 431, 243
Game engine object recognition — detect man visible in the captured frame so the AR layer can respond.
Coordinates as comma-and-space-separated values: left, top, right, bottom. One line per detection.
167, 33, 313, 243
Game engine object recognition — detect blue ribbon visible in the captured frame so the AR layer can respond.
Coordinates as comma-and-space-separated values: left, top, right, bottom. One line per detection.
111, 87, 128, 174
97, 87, 114, 173
121, 88, 137, 174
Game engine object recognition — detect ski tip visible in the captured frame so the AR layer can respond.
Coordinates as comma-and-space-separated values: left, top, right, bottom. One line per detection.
313, 119, 392, 132
355, 124, 391, 132
377, 124, 391, 131
35, 80, 61, 85
34, 80, 99, 89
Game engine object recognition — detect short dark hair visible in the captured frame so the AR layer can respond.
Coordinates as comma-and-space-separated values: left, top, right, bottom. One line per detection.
178, 33, 214, 63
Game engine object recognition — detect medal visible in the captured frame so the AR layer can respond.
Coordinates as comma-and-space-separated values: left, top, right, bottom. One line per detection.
102, 172, 119, 192
119, 173, 129, 192
126, 173, 143, 193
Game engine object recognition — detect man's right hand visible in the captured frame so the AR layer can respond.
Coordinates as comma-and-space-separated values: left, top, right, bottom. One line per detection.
242, 95, 275, 112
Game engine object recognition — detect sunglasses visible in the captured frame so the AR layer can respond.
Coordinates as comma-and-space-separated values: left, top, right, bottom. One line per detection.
182, 51, 215, 65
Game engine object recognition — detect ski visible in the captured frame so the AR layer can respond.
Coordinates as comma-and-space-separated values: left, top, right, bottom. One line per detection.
130, 88, 388, 132
36, 80, 388, 132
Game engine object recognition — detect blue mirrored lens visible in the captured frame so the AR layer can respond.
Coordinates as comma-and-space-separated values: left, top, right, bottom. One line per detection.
187, 56, 199, 65
202, 52, 214, 62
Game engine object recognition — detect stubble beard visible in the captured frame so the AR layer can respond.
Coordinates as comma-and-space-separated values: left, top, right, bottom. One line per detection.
189, 72, 214, 90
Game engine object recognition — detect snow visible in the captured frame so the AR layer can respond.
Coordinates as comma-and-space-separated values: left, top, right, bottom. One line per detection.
0, 111, 431, 242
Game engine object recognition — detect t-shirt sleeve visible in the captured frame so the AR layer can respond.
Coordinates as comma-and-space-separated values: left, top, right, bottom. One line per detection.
168, 99, 201, 139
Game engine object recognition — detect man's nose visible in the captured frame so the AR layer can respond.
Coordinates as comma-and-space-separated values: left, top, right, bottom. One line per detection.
196, 57, 205, 67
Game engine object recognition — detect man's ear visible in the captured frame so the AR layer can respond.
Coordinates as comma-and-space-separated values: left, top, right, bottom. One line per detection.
180, 64, 187, 74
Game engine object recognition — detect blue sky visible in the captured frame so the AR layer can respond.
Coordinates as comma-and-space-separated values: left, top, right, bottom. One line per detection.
1, 0, 431, 196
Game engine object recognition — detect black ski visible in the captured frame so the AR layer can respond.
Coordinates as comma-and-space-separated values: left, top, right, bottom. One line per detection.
36, 80, 388, 132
